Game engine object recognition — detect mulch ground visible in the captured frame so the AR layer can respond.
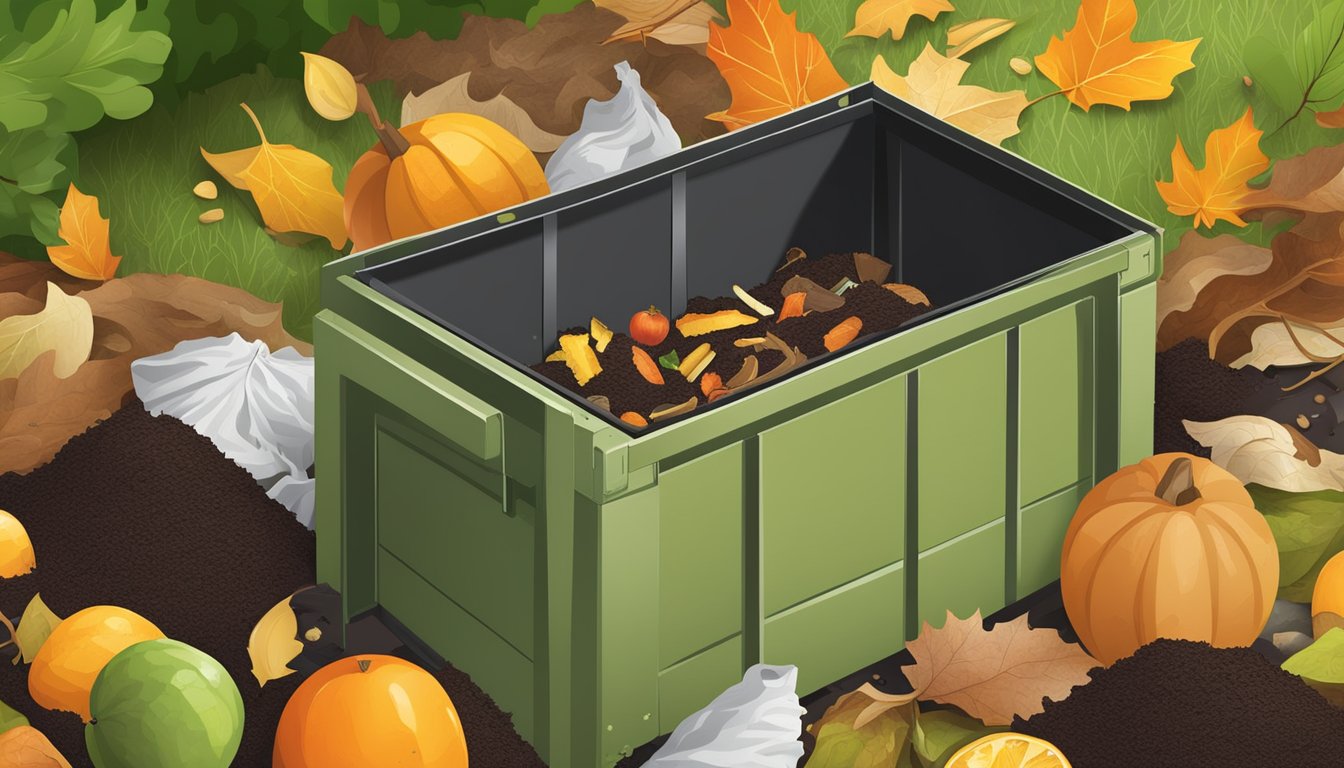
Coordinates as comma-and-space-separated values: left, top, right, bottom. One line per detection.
0, 401, 543, 767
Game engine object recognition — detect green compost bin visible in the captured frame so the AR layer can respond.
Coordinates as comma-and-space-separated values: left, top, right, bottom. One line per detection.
316, 84, 1160, 768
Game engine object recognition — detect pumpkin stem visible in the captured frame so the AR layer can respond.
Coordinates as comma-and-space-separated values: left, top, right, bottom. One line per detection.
355, 82, 410, 159
1156, 457, 1201, 506
357, 658, 372, 673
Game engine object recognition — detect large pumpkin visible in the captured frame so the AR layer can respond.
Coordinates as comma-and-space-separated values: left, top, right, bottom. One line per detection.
1060, 453, 1278, 665
344, 112, 549, 252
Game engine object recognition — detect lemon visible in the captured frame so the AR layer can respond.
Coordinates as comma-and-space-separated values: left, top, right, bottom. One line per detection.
0, 509, 35, 578
28, 605, 165, 722
945, 733, 1071, 768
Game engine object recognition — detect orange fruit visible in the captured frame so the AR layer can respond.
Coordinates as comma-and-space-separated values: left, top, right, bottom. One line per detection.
946, 733, 1071, 768
273, 655, 468, 768
0, 509, 35, 578
1313, 550, 1344, 618
28, 606, 165, 721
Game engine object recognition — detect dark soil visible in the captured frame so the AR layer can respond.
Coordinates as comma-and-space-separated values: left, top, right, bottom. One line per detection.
1015, 639, 1344, 768
535, 252, 929, 421
0, 402, 544, 768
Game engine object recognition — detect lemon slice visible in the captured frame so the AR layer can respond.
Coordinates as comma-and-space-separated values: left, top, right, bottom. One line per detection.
945, 733, 1071, 768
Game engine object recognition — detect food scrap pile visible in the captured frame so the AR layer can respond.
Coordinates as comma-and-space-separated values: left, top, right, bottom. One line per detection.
1015, 639, 1344, 767
534, 250, 932, 426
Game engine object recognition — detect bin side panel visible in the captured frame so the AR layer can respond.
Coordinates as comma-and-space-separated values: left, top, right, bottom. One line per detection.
759, 376, 907, 615
1016, 481, 1090, 599
1118, 283, 1157, 464
1018, 300, 1093, 505
916, 519, 1006, 633
657, 636, 744, 736
659, 443, 745, 669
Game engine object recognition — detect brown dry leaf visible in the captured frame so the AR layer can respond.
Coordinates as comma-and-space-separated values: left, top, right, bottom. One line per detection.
1156, 108, 1269, 229
46, 185, 121, 282
676, 309, 759, 336
847, 0, 954, 41
903, 611, 1098, 726
706, 0, 848, 130
1185, 415, 1344, 492
872, 45, 1028, 146
319, 7, 729, 146
1034, 0, 1199, 111
401, 73, 567, 153
946, 18, 1015, 58
0, 283, 93, 381
559, 333, 602, 386
804, 683, 918, 767
0, 253, 95, 301
201, 104, 348, 249
600, 0, 723, 47
1317, 105, 1344, 129
1243, 144, 1344, 216
883, 283, 931, 306
1156, 232, 1272, 332
1232, 319, 1344, 370
0, 725, 72, 768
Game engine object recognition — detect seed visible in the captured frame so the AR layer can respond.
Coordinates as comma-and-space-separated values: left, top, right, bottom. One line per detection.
193, 180, 218, 199
199, 208, 224, 224
1243, 75, 1254, 87
304, 627, 322, 642
1010, 57, 1033, 75
1315, 394, 1328, 404
1297, 414, 1311, 429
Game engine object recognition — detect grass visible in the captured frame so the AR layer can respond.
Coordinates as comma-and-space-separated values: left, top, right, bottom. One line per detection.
69, 69, 399, 341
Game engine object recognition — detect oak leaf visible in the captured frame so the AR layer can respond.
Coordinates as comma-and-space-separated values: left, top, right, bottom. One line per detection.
401, 73, 567, 153
248, 593, 304, 686
599, 0, 723, 47
872, 45, 1028, 146
847, 0, 954, 41
0, 282, 92, 382
0, 725, 72, 768
1156, 108, 1268, 229
1186, 415, 1344, 493
804, 683, 918, 767
706, 0, 848, 130
1035, 0, 1199, 111
201, 103, 348, 249
902, 611, 1097, 726
46, 184, 121, 282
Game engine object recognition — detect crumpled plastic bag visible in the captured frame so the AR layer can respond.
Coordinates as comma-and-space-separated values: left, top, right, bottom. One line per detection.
544, 60, 681, 192
130, 333, 316, 528
644, 664, 806, 768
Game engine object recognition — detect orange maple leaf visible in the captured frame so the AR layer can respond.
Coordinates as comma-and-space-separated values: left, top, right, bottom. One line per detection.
706, 0, 849, 130
1035, 0, 1200, 111
46, 184, 121, 282
1156, 107, 1269, 229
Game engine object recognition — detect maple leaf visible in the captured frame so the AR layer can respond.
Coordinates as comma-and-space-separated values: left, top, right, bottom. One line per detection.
201, 103, 348, 249
872, 45, 1028, 146
902, 611, 1098, 726
1035, 0, 1200, 111
46, 184, 121, 281
706, 0, 848, 130
847, 0, 954, 41
1156, 108, 1269, 229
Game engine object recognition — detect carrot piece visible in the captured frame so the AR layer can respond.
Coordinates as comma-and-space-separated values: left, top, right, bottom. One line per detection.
700, 371, 723, 397
631, 346, 664, 384
778, 291, 806, 321
823, 316, 863, 352
620, 411, 648, 428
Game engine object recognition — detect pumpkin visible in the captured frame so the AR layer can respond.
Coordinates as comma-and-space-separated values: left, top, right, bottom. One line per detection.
1312, 551, 1344, 637
273, 655, 467, 768
344, 112, 549, 252
1060, 453, 1278, 665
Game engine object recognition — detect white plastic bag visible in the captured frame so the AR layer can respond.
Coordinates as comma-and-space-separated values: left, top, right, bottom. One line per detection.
131, 333, 316, 528
644, 664, 806, 768
544, 61, 681, 192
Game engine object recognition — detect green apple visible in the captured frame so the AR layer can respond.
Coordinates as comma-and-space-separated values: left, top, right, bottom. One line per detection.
85, 638, 244, 768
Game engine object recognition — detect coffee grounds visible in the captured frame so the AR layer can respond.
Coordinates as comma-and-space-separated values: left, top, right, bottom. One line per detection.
1015, 639, 1344, 768
435, 664, 547, 768
534, 253, 928, 420
1154, 338, 1263, 456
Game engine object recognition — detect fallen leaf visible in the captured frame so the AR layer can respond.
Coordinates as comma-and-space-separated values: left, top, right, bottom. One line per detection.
1035, 0, 1200, 111
1252, 484, 1344, 602
0, 725, 72, 768
676, 309, 759, 336
1283, 626, 1344, 707
911, 709, 1005, 766
401, 73, 567, 153
1243, 144, 1344, 216
0, 282, 92, 381
46, 185, 121, 282
14, 595, 61, 665
778, 292, 806, 321
1157, 232, 1273, 332
302, 52, 358, 121
201, 104, 348, 249
248, 593, 304, 686
559, 333, 602, 386
0, 253, 94, 301
902, 611, 1098, 726
1185, 415, 1344, 493
872, 45, 1028, 146
781, 275, 845, 312
848, 0, 954, 41
706, 0, 848, 130
599, 0, 723, 47
658, 348, 680, 370
883, 283, 932, 307
803, 683, 918, 767
946, 18, 1015, 58
1231, 320, 1344, 369
320, 8, 730, 146
1156, 108, 1269, 229
0, 698, 27, 734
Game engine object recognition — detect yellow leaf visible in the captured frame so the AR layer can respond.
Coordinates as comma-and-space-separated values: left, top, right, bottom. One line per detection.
0, 283, 93, 382
1155, 108, 1268, 229
0, 725, 73, 768
946, 18, 1015, 58
302, 52, 358, 121
14, 595, 62, 666
707, 0, 849, 130
201, 103, 349, 249
847, 0, 954, 41
1035, 0, 1199, 111
872, 45, 1028, 146
559, 333, 602, 386
247, 593, 303, 686
46, 184, 120, 282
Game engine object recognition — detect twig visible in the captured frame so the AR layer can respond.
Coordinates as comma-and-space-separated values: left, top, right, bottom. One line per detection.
1276, 315, 1344, 392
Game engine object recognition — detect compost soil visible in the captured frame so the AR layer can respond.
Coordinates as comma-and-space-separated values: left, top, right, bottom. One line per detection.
535, 252, 929, 420
0, 402, 544, 768
1015, 639, 1344, 768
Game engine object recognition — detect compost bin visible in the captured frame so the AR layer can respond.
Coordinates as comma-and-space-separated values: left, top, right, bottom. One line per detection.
316, 83, 1160, 768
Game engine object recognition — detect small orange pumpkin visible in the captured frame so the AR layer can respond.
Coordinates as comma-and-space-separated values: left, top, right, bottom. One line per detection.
344, 113, 549, 251
1060, 453, 1278, 665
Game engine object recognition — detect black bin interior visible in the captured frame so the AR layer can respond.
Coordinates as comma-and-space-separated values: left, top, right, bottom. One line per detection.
359, 85, 1145, 423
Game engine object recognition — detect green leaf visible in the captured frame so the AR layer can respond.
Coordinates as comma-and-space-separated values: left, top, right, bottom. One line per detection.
911, 709, 1003, 767
0, 699, 28, 736
1251, 485, 1344, 602
805, 685, 918, 768
0, 128, 75, 194
0, 184, 61, 245
1245, 0, 1344, 131
13, 594, 62, 665
1283, 627, 1344, 707
523, 0, 584, 27
658, 349, 680, 371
